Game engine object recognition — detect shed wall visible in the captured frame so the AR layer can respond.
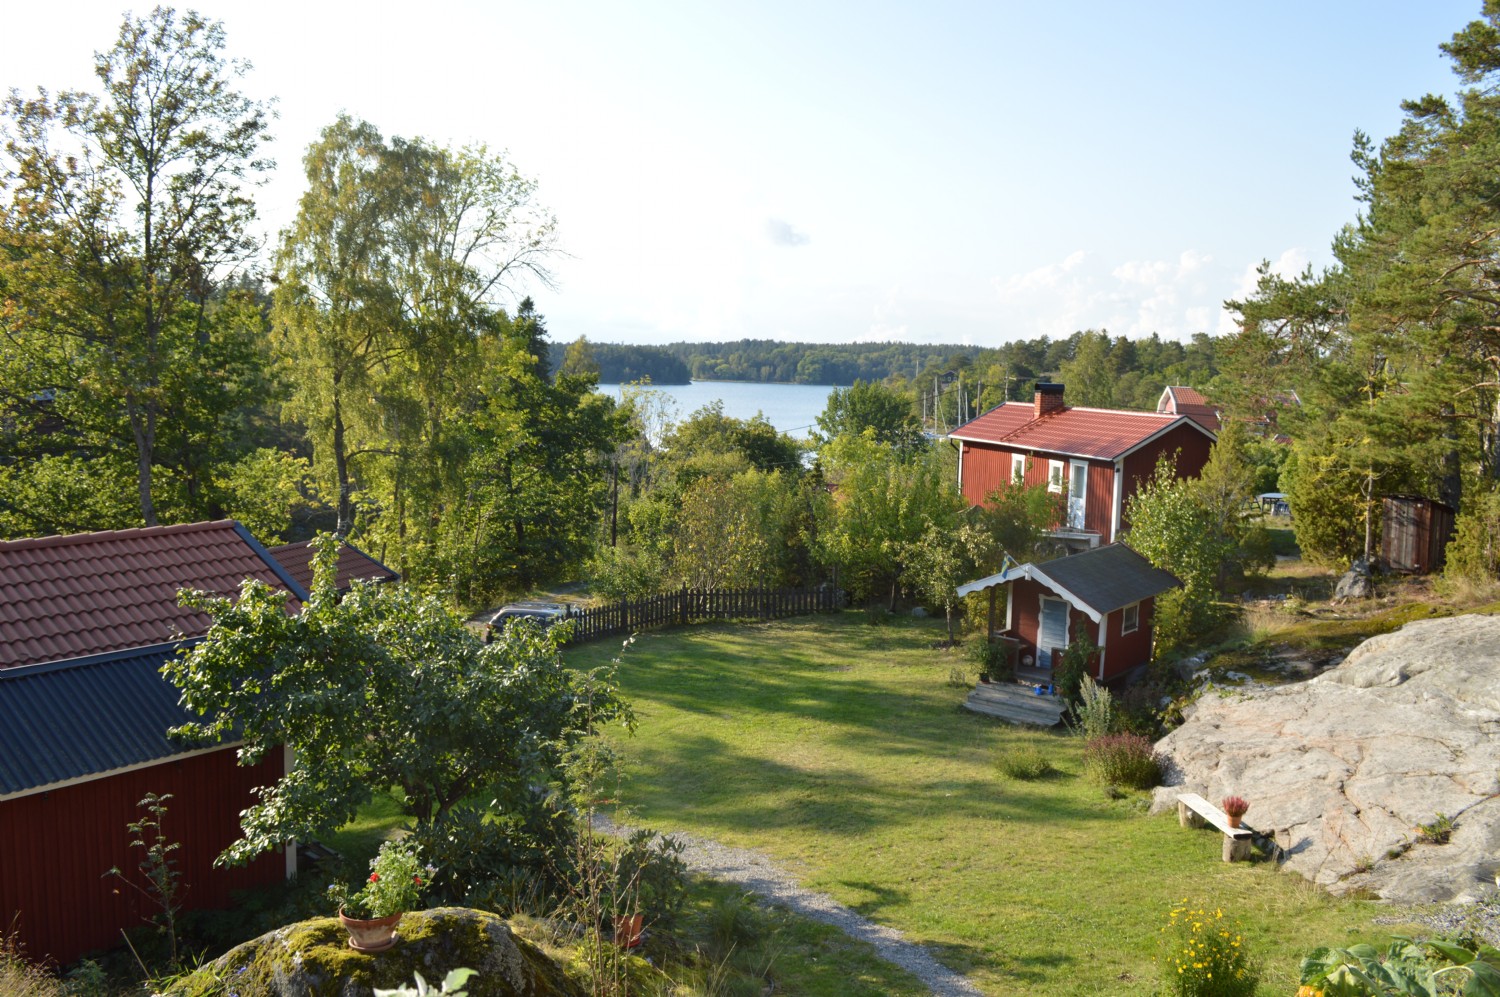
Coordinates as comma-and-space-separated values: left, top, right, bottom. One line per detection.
1, 747, 285, 964
1119, 425, 1214, 529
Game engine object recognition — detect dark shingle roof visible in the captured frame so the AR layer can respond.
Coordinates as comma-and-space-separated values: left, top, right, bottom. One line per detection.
0, 520, 307, 669
266, 540, 398, 592
1034, 544, 1180, 616
0, 643, 221, 796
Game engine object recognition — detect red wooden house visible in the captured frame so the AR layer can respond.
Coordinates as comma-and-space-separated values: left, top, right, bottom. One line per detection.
0, 521, 314, 964
950, 383, 1217, 549
957, 543, 1179, 682
1156, 385, 1222, 433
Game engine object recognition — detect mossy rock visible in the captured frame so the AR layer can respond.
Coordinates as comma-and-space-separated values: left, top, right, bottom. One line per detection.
169, 907, 586, 996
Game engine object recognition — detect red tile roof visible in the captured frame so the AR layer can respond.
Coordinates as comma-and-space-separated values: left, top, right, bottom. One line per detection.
951, 403, 1213, 460
267, 540, 398, 592
1157, 386, 1222, 433
0, 521, 306, 669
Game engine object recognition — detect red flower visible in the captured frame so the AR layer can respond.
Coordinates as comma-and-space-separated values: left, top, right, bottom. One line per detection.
369, 872, 380, 882
413, 875, 422, 885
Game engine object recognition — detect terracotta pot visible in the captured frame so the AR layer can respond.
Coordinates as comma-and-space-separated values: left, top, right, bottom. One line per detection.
613, 912, 645, 948
1227, 814, 1242, 829
339, 908, 402, 952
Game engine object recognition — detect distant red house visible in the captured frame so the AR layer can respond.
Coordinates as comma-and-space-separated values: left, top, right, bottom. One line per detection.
1156, 385, 1222, 433
950, 383, 1217, 549
957, 543, 1179, 682
0, 521, 312, 964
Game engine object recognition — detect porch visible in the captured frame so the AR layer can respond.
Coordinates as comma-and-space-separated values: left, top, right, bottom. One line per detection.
963, 678, 1067, 726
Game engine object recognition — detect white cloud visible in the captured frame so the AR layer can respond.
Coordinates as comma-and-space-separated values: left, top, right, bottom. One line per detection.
765, 217, 810, 247
993, 250, 1087, 299
1216, 247, 1314, 335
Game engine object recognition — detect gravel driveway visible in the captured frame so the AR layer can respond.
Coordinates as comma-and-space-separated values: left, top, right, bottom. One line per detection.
594, 814, 981, 996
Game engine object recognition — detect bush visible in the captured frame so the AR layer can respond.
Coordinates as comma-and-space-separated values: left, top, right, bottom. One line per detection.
996, 735, 1057, 780
966, 637, 1010, 682
1066, 675, 1118, 740
1082, 732, 1162, 789
1158, 902, 1258, 997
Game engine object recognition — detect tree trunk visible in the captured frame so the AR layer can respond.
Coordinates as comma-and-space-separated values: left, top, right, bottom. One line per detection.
127, 400, 158, 527
333, 393, 354, 537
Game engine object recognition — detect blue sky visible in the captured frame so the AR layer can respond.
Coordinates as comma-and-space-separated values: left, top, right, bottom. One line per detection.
1, 1, 1482, 346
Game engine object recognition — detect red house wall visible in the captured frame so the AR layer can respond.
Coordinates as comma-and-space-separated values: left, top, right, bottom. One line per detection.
959, 442, 1013, 506
1085, 462, 1115, 541
1005, 578, 1099, 662
1120, 424, 1214, 530
961, 445, 1119, 539
1100, 596, 1156, 681
1, 747, 285, 965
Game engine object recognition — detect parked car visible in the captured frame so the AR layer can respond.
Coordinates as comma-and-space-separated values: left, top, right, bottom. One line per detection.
487, 602, 569, 638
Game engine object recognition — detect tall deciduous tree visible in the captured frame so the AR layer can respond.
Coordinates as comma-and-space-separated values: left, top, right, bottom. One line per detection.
1, 8, 272, 526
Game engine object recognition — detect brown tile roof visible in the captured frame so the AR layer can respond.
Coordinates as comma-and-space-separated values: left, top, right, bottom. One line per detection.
0, 521, 306, 669
1157, 386, 1222, 433
951, 404, 1214, 460
266, 540, 398, 592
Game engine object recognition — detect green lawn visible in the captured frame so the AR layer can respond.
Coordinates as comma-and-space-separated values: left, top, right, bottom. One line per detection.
567, 612, 1421, 996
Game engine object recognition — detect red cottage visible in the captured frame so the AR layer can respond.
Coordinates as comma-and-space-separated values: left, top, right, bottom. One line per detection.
957, 543, 1180, 683
0, 521, 312, 964
949, 383, 1217, 550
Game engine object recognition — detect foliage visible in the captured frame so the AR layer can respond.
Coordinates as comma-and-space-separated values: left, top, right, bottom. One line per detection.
374, 969, 476, 997
0, 929, 64, 997
573, 342, 689, 384
164, 536, 632, 867
1221, 796, 1249, 820
1282, 436, 1370, 571
815, 379, 922, 449
329, 841, 431, 920
608, 829, 689, 928
1445, 486, 1500, 584
105, 792, 183, 969
1066, 675, 1119, 741
1054, 620, 1098, 705
672, 468, 803, 590
0, 8, 276, 529
1157, 902, 1259, 997
216, 449, 316, 543
966, 636, 1011, 682
1300, 934, 1500, 996
1415, 813, 1455, 845
995, 736, 1057, 780
896, 520, 984, 642
972, 477, 1066, 568
1082, 732, 1162, 789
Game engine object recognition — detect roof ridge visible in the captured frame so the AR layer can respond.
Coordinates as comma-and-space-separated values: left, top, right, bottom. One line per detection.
0, 519, 239, 552
1066, 406, 1174, 418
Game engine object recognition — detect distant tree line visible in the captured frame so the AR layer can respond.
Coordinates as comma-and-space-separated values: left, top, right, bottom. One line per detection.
549, 341, 691, 384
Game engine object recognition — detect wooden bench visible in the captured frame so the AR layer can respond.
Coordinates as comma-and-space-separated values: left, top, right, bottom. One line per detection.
1177, 793, 1253, 862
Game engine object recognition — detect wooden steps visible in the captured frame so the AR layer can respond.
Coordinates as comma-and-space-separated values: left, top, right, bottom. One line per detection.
963, 681, 1067, 727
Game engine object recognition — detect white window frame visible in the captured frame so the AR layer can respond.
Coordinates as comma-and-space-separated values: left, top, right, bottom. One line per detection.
1011, 453, 1027, 484
1047, 459, 1064, 493
1121, 602, 1140, 635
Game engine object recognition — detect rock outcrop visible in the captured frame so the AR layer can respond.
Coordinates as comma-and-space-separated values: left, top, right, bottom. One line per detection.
172, 907, 586, 997
1151, 614, 1500, 903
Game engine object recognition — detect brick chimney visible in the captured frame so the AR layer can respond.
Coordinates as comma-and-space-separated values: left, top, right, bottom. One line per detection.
1034, 382, 1065, 418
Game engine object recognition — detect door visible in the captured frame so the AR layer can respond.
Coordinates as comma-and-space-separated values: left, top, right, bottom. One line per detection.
1068, 460, 1088, 529
1038, 596, 1069, 669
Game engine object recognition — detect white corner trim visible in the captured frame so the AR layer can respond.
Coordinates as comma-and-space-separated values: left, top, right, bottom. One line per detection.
1112, 459, 1124, 540
956, 441, 965, 492
1096, 611, 1109, 680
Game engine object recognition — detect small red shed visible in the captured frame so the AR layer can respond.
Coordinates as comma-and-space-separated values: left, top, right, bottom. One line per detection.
1381, 495, 1456, 575
957, 543, 1180, 684
0, 521, 309, 964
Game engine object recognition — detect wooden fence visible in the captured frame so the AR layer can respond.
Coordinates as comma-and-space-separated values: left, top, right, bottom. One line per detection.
560, 584, 845, 645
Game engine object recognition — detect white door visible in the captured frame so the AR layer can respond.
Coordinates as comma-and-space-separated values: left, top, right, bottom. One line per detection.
1038, 597, 1069, 669
1068, 460, 1088, 529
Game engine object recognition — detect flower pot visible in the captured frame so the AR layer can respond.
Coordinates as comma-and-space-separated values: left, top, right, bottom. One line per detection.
339, 908, 402, 952
613, 912, 645, 949
1226, 814, 1242, 829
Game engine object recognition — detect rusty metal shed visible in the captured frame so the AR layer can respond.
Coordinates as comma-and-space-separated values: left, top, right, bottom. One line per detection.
1381, 495, 1455, 575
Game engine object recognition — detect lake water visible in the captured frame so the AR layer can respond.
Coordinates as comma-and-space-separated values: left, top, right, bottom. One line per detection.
595, 380, 837, 438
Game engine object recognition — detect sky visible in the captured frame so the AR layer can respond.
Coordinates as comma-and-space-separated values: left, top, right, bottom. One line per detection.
0, 1, 1485, 347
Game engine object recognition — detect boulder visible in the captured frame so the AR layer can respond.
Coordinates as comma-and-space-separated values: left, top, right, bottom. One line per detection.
172, 907, 586, 997
1151, 614, 1500, 903
1333, 557, 1375, 601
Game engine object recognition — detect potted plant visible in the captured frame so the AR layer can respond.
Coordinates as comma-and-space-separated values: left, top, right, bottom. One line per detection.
328, 841, 433, 952
1221, 795, 1250, 829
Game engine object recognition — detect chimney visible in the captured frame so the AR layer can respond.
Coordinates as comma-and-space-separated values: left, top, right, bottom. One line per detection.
1034, 382, 1065, 418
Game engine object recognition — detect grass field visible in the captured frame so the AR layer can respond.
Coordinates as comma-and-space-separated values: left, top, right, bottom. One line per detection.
567, 612, 1423, 996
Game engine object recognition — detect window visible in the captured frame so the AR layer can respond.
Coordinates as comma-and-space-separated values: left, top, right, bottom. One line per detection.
1121, 602, 1140, 635
1011, 453, 1026, 484
1048, 460, 1064, 493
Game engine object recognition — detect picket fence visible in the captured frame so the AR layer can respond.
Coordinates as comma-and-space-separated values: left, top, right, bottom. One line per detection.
560, 584, 845, 645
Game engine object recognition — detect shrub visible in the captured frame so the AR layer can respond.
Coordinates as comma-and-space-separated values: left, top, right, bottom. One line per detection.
0, 931, 62, 997
1066, 675, 1118, 741
996, 735, 1057, 780
1157, 902, 1258, 997
1300, 934, 1500, 996
1415, 813, 1454, 845
1082, 732, 1162, 789
966, 637, 1011, 682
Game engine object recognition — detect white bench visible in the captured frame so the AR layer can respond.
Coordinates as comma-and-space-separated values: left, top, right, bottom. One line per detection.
1177, 793, 1253, 862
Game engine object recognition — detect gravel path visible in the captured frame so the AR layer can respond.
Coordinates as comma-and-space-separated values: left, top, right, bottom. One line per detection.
593, 815, 981, 996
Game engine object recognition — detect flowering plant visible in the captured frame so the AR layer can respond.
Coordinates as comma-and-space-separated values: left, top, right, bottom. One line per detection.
1157, 901, 1258, 997
1221, 796, 1249, 819
328, 840, 433, 920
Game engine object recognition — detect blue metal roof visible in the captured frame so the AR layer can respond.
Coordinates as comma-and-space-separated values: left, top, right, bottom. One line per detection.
0, 641, 223, 797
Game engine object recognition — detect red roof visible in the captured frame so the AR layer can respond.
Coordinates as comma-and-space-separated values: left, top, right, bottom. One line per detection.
267, 540, 398, 592
1157, 386, 1222, 433
0, 521, 306, 669
951, 403, 1213, 460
